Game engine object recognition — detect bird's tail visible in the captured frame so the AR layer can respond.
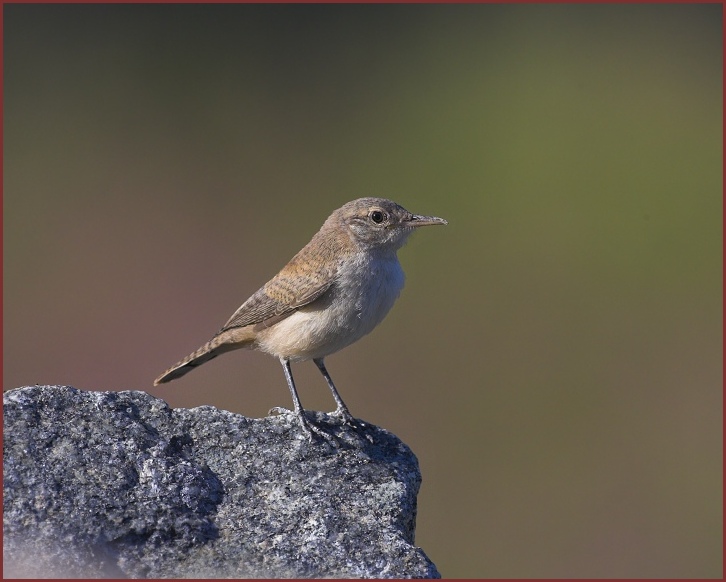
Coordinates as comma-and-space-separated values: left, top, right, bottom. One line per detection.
153, 328, 255, 385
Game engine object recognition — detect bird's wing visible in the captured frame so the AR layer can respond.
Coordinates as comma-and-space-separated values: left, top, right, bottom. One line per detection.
219, 264, 335, 333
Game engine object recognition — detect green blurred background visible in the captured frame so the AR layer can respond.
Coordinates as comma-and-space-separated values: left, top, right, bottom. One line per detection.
3, 4, 722, 578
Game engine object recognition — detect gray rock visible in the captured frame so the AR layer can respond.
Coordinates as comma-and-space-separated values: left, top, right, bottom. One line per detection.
3, 385, 439, 579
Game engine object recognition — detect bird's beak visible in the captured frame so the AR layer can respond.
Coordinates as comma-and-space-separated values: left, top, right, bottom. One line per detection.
406, 214, 448, 227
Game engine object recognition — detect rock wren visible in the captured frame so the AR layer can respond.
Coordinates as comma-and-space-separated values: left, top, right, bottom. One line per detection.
154, 197, 447, 437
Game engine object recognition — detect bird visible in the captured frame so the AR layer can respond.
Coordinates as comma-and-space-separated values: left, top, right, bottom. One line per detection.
154, 197, 447, 437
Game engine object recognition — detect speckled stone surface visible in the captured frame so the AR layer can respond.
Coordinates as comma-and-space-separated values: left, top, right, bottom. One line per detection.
3, 385, 440, 578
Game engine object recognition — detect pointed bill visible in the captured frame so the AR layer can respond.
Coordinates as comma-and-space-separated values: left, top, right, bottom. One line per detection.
405, 214, 448, 227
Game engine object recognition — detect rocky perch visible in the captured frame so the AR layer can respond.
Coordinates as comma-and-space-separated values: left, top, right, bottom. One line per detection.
3, 385, 439, 578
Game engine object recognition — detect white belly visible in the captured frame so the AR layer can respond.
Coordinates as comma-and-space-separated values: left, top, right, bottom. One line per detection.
256, 253, 405, 361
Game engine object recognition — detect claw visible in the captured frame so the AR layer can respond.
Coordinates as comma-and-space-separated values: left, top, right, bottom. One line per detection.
269, 406, 327, 439
330, 407, 364, 430
269, 406, 293, 416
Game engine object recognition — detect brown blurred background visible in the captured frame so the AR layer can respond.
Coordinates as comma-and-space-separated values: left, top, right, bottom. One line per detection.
3, 4, 722, 578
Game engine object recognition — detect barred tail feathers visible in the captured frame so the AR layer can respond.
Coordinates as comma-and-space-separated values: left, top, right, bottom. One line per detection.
153, 327, 255, 385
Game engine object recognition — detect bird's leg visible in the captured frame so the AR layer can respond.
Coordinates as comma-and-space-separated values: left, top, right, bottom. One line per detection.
272, 358, 325, 438
313, 358, 361, 428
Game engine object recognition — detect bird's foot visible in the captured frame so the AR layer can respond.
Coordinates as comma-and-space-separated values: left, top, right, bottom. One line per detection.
269, 406, 293, 417
269, 407, 327, 440
329, 407, 364, 429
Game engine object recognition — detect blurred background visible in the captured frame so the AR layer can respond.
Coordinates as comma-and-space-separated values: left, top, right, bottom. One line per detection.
3, 4, 722, 578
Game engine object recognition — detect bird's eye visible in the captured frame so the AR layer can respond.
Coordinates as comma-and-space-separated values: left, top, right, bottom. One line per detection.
369, 210, 387, 224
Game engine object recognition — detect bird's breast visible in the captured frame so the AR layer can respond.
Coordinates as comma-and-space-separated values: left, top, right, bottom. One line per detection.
336, 253, 405, 333
255, 253, 405, 361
